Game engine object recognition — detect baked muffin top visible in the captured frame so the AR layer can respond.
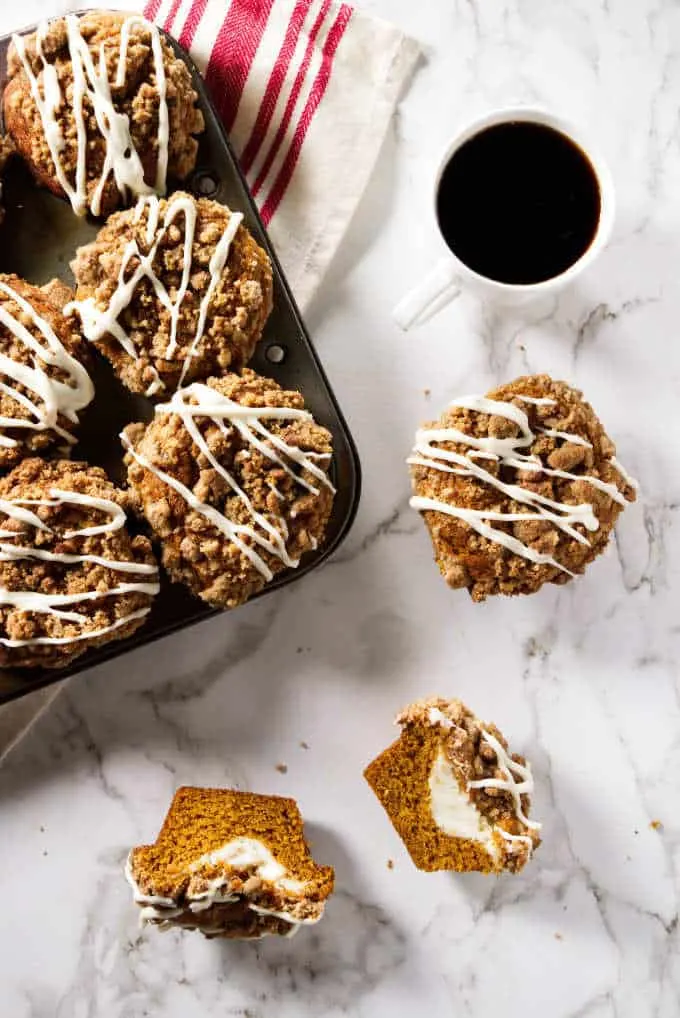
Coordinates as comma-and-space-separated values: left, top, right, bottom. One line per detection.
68, 192, 273, 396
0, 457, 159, 669
123, 370, 334, 608
4, 11, 204, 217
0, 274, 93, 471
409, 374, 637, 600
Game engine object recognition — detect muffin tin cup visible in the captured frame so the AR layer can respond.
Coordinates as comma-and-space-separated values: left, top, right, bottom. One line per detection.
0, 17, 361, 705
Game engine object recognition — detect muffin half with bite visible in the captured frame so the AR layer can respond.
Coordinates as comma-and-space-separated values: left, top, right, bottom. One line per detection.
365, 697, 541, 874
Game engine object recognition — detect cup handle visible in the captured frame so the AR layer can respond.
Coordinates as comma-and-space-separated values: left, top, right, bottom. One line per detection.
392, 257, 462, 331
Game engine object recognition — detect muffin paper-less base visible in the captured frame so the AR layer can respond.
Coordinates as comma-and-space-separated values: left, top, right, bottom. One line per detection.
0, 20, 361, 705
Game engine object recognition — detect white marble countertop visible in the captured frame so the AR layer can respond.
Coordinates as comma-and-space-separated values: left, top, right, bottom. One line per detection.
1, 1, 679, 1016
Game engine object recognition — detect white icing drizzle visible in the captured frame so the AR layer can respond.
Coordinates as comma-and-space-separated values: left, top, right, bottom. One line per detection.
427, 706, 455, 729
122, 383, 334, 581
611, 456, 640, 491
541, 428, 592, 447
408, 393, 637, 574
514, 395, 557, 406
498, 829, 536, 858
0, 489, 159, 647
0, 279, 93, 450
468, 728, 542, 831
12, 14, 168, 216
66, 194, 244, 395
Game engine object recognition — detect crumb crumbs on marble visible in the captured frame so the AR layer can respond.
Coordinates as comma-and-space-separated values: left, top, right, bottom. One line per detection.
40, 826, 45, 833
387, 859, 394, 870
423, 388, 431, 398
554, 932, 563, 940
650, 819, 663, 831
275, 762, 288, 774
299, 741, 310, 750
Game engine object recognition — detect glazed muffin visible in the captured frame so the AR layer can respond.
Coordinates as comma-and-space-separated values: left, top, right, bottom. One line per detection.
4, 11, 204, 217
0, 458, 159, 669
365, 697, 541, 874
409, 374, 637, 601
122, 370, 335, 608
68, 192, 273, 396
0, 274, 93, 471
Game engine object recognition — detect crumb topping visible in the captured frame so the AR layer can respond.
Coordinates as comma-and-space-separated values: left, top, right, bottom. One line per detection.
0, 274, 93, 470
69, 192, 273, 395
409, 375, 637, 600
0, 458, 158, 669
4, 12, 204, 216
123, 370, 334, 609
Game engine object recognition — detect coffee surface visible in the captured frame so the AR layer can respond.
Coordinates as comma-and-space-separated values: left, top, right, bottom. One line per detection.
437, 121, 601, 285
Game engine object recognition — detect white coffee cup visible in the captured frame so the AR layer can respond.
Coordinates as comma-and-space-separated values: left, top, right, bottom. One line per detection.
393, 107, 615, 330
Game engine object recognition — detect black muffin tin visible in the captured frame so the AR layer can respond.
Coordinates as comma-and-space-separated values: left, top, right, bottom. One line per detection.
0, 19, 361, 704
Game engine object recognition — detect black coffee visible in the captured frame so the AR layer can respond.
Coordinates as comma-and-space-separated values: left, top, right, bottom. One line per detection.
437, 121, 601, 285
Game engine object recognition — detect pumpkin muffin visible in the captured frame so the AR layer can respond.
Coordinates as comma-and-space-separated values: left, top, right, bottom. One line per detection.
5, 11, 204, 217
0, 458, 159, 669
122, 370, 335, 608
126, 786, 334, 939
365, 697, 541, 874
0, 274, 93, 471
68, 192, 273, 396
409, 375, 637, 601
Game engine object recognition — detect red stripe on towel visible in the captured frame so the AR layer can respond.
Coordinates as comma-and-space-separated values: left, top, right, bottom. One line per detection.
163, 0, 184, 33
143, 0, 164, 20
250, 0, 331, 197
239, 0, 310, 175
178, 0, 210, 51
204, 0, 276, 135
260, 4, 351, 223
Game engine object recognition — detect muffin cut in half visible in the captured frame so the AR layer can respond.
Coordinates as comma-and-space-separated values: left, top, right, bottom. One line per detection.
122, 370, 335, 608
126, 786, 335, 939
0, 458, 159, 669
67, 192, 273, 396
5, 11, 204, 217
409, 374, 637, 601
364, 698, 541, 874
0, 274, 93, 471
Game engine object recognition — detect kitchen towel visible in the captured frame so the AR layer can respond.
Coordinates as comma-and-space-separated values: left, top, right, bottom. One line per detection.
0, 0, 419, 762
145, 0, 420, 307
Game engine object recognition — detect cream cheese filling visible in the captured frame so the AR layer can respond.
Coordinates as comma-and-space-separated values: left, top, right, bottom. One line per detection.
428, 748, 502, 863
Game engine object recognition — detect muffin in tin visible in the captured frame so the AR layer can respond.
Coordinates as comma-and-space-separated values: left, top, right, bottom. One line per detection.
0, 273, 93, 472
122, 370, 334, 609
409, 374, 637, 601
0, 458, 159, 669
68, 192, 273, 397
4, 11, 204, 217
